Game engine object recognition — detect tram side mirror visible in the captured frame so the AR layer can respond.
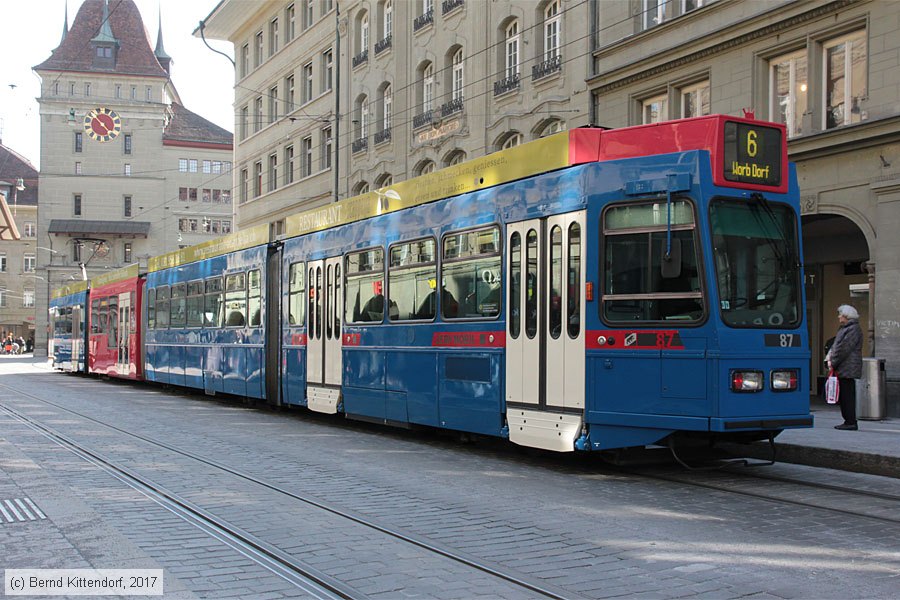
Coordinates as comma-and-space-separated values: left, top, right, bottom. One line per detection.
661, 239, 682, 279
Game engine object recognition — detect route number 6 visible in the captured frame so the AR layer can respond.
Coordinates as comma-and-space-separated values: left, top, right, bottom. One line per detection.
747, 129, 758, 157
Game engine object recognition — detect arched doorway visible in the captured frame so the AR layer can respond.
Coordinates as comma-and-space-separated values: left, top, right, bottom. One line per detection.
801, 213, 871, 397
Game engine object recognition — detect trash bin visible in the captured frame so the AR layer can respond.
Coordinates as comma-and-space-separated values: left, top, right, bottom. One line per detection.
856, 357, 886, 420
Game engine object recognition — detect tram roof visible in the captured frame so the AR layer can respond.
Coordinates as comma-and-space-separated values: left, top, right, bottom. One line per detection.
148, 223, 270, 272
51, 280, 89, 300
90, 264, 140, 289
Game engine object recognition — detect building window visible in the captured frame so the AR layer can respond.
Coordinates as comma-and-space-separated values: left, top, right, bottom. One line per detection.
0, 290, 6, 308
255, 97, 263, 131
286, 4, 296, 41
360, 12, 370, 54
285, 75, 295, 113
383, 84, 392, 130
505, 20, 520, 79
75, 162, 82, 175
189, 188, 198, 201
189, 159, 198, 173
824, 30, 867, 129
24, 222, 36, 238
222, 220, 232, 234
322, 126, 333, 170
124, 134, 132, 154
416, 161, 435, 176
202, 160, 211, 174
301, 136, 313, 177
501, 132, 523, 150
269, 85, 279, 122
423, 63, 434, 112
0, 254, 5, 272
540, 120, 566, 137
84, 82, 91, 97
642, 93, 668, 123
303, 62, 313, 103
179, 187, 188, 201
75, 132, 83, 153
304, 0, 314, 30
131, 86, 137, 100
146, 86, 152, 101
270, 18, 279, 55
285, 145, 295, 185
54, 82, 60, 95
23, 290, 35, 308
124, 195, 132, 217
769, 50, 807, 137
544, 0, 560, 61
123, 243, 132, 264
268, 153, 278, 192
254, 161, 263, 197
179, 158, 188, 172
680, 80, 710, 118
213, 161, 222, 174
241, 106, 249, 139
359, 96, 369, 138
255, 31, 264, 66
452, 49, 464, 101
24, 254, 36, 272
643, 0, 666, 29
384, 0, 393, 39
322, 48, 333, 91
240, 168, 249, 203
202, 188, 211, 202
323, 0, 334, 13
446, 150, 466, 166
124, 163, 131, 176
241, 44, 249, 77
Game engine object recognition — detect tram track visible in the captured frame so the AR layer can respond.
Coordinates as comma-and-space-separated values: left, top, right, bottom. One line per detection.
626, 465, 900, 527
0, 380, 580, 600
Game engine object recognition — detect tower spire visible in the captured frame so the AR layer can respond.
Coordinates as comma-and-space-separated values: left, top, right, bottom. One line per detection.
60, 0, 69, 44
155, 5, 172, 74
91, 0, 118, 44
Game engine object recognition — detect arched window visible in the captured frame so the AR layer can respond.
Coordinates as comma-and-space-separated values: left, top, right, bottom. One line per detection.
452, 48, 464, 101
353, 181, 370, 195
500, 132, 523, 150
383, 84, 392, 130
544, 1, 561, 61
444, 149, 466, 166
415, 160, 436, 176
355, 94, 369, 138
384, 0, 393, 39
376, 173, 393, 188
423, 63, 434, 112
540, 120, 566, 137
360, 12, 369, 53
505, 20, 520, 79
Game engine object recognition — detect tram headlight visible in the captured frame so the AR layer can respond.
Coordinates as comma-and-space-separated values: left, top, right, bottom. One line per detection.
730, 370, 764, 392
771, 369, 799, 392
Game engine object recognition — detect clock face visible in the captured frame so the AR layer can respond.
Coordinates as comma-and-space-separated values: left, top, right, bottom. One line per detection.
83, 108, 122, 142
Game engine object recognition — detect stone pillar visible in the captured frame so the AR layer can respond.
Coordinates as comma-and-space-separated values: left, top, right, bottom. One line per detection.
865, 260, 875, 355
871, 178, 900, 416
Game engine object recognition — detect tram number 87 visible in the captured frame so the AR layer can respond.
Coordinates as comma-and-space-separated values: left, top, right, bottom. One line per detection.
764, 333, 800, 347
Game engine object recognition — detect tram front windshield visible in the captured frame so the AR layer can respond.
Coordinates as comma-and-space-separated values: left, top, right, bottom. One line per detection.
710, 198, 801, 329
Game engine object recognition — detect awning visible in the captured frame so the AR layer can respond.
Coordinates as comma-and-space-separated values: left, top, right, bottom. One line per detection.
48, 219, 151, 238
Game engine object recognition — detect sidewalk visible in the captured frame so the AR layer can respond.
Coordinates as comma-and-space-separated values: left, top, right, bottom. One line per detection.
737, 398, 900, 478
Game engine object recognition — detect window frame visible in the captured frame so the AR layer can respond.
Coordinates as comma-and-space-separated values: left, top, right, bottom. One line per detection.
440, 224, 503, 321
387, 236, 438, 322
345, 246, 386, 324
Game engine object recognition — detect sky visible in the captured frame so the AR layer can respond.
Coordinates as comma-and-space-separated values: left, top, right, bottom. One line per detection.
0, 0, 235, 169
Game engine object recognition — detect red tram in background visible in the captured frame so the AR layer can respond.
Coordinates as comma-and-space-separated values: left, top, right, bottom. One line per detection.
87, 265, 144, 380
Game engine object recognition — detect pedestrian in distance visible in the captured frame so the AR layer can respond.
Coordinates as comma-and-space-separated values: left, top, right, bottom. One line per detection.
829, 304, 863, 430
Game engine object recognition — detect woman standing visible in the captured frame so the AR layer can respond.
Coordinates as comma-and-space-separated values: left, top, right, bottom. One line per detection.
829, 304, 863, 430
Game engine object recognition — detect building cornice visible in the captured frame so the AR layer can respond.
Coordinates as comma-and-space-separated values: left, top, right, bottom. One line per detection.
162, 139, 233, 151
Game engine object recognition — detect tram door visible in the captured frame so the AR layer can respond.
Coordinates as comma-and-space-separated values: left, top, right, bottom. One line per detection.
117, 292, 131, 376
306, 256, 343, 413
505, 212, 586, 452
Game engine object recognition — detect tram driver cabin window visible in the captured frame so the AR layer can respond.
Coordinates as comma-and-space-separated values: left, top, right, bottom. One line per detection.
601, 199, 703, 323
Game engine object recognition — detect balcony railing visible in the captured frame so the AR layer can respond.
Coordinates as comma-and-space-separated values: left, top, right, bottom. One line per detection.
413, 110, 434, 129
352, 137, 368, 153
374, 128, 392, 145
374, 35, 392, 55
493, 73, 520, 97
442, 0, 464, 15
413, 9, 434, 32
352, 49, 369, 69
532, 55, 562, 81
440, 97, 464, 118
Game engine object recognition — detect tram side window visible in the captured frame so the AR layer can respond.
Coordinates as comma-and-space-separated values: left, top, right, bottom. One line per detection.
288, 262, 305, 326
248, 270, 262, 327
389, 238, 436, 321
156, 286, 170, 329
204, 277, 224, 327
441, 226, 502, 319
187, 281, 204, 328
108, 296, 118, 349
601, 199, 703, 323
170, 283, 187, 328
224, 273, 247, 327
91, 299, 103, 334
346, 248, 385, 323
147, 288, 156, 330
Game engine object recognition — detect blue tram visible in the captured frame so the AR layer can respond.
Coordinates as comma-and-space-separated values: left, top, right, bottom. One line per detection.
57, 114, 812, 453
49, 281, 90, 373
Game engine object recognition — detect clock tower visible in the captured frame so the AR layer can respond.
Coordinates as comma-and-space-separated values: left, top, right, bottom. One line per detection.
32, 0, 234, 356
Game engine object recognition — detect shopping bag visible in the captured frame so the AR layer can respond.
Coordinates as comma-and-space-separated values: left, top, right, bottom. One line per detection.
825, 370, 840, 404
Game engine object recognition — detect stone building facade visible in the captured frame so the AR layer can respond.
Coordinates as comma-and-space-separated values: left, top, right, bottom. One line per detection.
32, 0, 234, 355
0, 142, 40, 342
203, 0, 899, 415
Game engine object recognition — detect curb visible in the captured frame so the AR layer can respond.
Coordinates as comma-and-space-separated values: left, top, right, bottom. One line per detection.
727, 441, 900, 479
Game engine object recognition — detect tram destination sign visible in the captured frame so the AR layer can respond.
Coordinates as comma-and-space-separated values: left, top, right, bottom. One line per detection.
723, 121, 782, 187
